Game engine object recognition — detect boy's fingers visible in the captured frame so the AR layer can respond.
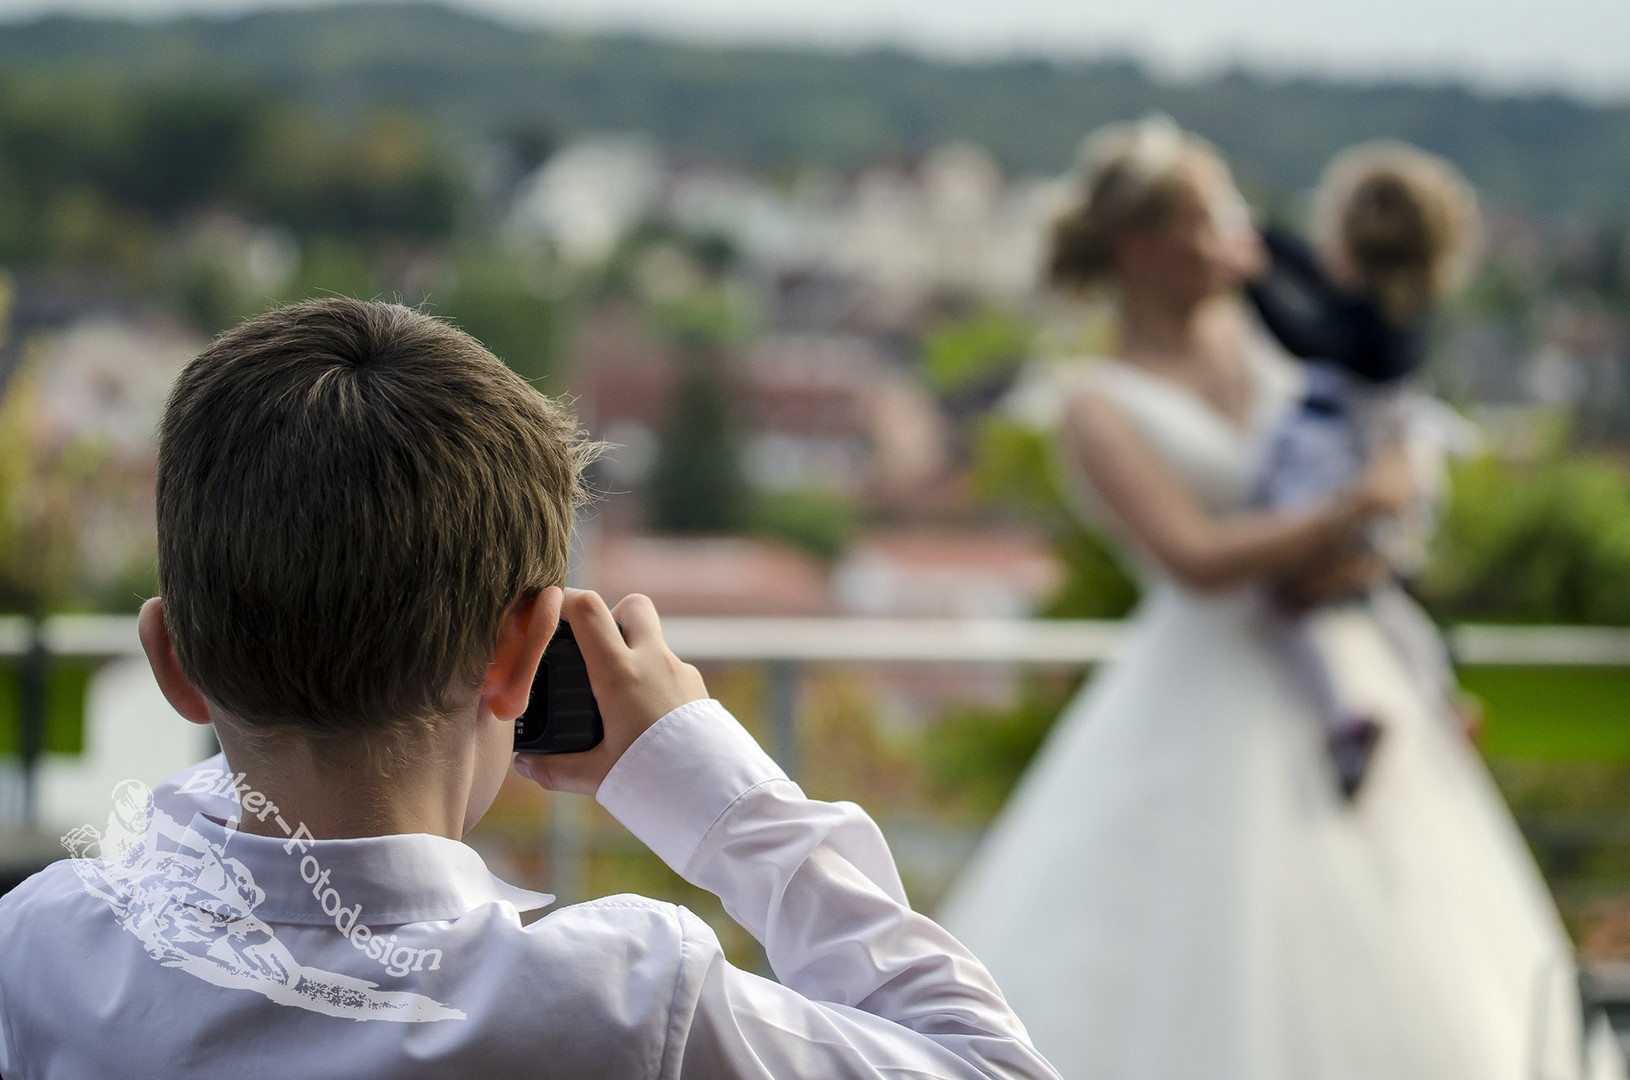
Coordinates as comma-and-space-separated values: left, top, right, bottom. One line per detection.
559, 588, 625, 670
609, 593, 662, 648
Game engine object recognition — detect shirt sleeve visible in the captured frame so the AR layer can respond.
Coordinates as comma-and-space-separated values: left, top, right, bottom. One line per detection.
598, 700, 1060, 1080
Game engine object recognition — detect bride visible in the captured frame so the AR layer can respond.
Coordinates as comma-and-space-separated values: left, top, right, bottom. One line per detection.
940, 119, 1601, 1080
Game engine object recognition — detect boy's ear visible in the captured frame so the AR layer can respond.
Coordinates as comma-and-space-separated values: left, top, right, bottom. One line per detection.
137, 598, 214, 726
484, 586, 563, 723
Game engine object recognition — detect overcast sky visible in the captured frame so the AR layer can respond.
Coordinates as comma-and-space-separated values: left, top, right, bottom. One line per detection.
3, 0, 1628, 103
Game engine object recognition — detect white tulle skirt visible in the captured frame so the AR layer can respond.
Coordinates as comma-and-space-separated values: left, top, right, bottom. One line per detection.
940, 584, 1589, 1080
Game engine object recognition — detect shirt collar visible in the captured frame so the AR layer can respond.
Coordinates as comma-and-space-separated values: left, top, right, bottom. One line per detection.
173, 812, 554, 926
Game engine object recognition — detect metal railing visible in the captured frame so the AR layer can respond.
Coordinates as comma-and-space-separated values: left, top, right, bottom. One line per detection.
5, 612, 1630, 772
7, 612, 1630, 1059
5, 613, 1630, 896
18, 612, 1628, 773
9, 612, 1630, 665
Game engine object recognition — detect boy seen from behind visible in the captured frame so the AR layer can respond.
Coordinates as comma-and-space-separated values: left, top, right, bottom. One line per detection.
0, 298, 1059, 1080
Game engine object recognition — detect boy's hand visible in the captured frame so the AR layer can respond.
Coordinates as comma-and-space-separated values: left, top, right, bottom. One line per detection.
513, 589, 707, 796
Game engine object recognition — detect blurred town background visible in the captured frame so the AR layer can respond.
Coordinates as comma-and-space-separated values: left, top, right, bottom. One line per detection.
3, 1, 1630, 970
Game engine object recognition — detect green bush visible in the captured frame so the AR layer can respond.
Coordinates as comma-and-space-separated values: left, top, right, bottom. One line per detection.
921, 310, 1034, 395
926, 673, 1083, 819
1418, 453, 1630, 625
748, 489, 857, 561
436, 261, 558, 385
971, 416, 1139, 619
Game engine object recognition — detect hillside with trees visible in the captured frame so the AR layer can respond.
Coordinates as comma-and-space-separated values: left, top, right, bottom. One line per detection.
2, 3, 1630, 218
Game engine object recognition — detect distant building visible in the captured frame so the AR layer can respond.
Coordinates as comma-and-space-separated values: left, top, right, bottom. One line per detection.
664, 163, 819, 269
824, 145, 1061, 302
832, 526, 1065, 726
511, 135, 1063, 305
21, 315, 202, 591
507, 137, 662, 266
742, 334, 950, 503
569, 310, 955, 512
586, 532, 833, 616
834, 527, 1061, 619
31, 316, 200, 459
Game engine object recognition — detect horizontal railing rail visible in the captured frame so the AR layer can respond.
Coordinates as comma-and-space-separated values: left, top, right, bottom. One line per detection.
4, 614, 1630, 666
4, 613, 1630, 919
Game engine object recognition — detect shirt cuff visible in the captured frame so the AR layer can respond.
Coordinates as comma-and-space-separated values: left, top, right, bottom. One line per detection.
595, 698, 788, 873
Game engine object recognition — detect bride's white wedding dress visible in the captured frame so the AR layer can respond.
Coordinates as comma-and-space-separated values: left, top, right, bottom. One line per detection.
941, 348, 1610, 1080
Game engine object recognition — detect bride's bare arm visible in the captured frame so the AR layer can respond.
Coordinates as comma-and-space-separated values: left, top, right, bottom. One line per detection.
1064, 389, 1407, 592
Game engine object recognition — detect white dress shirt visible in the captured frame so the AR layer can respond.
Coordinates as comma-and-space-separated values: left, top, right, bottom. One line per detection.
0, 699, 1059, 1080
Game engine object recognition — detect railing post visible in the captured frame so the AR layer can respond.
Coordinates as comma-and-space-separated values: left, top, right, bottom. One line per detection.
767, 659, 800, 782
548, 792, 584, 905
18, 615, 45, 831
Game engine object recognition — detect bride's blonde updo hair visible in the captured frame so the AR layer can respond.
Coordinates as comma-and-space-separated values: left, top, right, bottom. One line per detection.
1049, 115, 1225, 289
1312, 141, 1480, 324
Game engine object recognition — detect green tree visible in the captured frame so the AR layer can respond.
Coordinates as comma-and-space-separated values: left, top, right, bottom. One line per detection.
1418, 452, 1630, 625
971, 416, 1139, 619
748, 489, 857, 561
920, 309, 1034, 395
437, 260, 557, 385
0, 354, 100, 614
648, 357, 749, 533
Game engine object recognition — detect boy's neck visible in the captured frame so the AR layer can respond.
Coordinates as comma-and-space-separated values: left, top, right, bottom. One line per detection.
215, 723, 475, 841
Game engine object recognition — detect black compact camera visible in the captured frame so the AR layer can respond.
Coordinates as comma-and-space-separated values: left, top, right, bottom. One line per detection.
513, 622, 605, 754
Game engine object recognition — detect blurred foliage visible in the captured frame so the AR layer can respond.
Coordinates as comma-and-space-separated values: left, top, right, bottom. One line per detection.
971, 417, 1139, 619
89, 555, 160, 616
921, 310, 1034, 396
6, 7, 1630, 218
1418, 452, 1630, 625
1041, 528, 1143, 621
644, 285, 758, 534
433, 258, 558, 385
0, 73, 461, 342
648, 358, 750, 534
0, 356, 101, 614
1461, 259, 1542, 325
921, 408, 1134, 817
594, 223, 743, 308
287, 238, 384, 303
969, 417, 1059, 512
748, 489, 858, 561
651, 288, 753, 353
0, 77, 457, 263
0, 662, 91, 756
1486, 756, 1630, 947
798, 670, 923, 812
246, 109, 457, 240
1461, 666, 1630, 761
925, 672, 1082, 820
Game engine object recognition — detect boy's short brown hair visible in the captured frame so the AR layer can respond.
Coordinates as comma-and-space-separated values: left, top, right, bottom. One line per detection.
157, 298, 593, 744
